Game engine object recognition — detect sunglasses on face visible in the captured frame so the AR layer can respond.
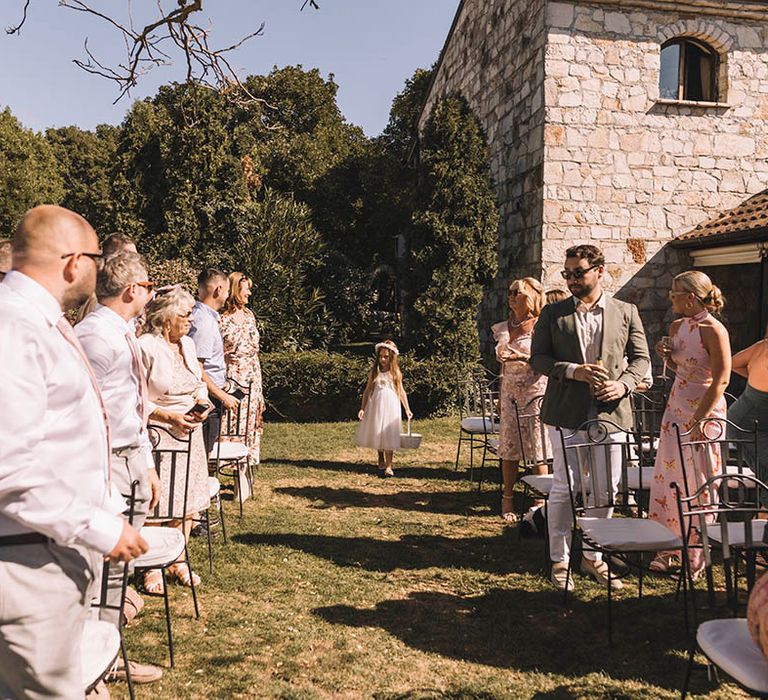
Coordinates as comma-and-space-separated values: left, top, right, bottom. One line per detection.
133, 280, 156, 293
560, 264, 599, 280
508, 289, 523, 297
61, 251, 104, 265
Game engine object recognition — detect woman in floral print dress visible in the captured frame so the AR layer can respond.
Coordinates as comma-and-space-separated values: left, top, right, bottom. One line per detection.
648, 271, 731, 574
219, 272, 265, 463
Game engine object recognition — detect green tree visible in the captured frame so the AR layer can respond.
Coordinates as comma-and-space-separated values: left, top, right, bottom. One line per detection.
408, 95, 499, 365
0, 108, 63, 235
45, 124, 119, 236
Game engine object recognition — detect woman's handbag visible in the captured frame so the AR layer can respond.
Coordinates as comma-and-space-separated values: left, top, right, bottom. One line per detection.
399, 418, 422, 449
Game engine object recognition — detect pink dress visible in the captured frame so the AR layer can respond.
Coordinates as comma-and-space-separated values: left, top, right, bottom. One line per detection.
492, 320, 549, 462
649, 311, 727, 561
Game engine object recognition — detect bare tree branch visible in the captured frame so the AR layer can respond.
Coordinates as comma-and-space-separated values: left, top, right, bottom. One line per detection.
5, 0, 30, 35
6, 1, 319, 106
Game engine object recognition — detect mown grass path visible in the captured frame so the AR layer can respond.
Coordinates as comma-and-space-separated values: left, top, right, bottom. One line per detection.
121, 418, 744, 699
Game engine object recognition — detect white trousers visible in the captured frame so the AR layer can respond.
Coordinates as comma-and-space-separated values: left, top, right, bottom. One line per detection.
547, 425, 625, 563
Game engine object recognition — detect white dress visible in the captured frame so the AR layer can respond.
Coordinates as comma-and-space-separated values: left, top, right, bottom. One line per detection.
355, 371, 402, 451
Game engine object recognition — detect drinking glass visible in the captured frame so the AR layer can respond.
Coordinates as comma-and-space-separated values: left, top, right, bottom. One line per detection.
661, 336, 673, 379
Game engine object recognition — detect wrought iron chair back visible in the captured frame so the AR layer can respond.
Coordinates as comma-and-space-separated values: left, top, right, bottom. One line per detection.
147, 424, 193, 522
220, 377, 253, 443
513, 394, 551, 469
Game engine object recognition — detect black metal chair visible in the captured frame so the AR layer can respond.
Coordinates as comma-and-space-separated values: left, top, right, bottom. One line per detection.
454, 368, 498, 475
133, 425, 199, 668
559, 419, 684, 642
210, 377, 252, 518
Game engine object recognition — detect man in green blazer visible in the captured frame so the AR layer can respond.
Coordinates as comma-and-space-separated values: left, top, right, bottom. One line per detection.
531, 244, 650, 592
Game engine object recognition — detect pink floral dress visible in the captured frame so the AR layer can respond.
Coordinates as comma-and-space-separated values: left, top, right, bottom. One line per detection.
219, 308, 265, 462
649, 311, 727, 563
492, 320, 549, 462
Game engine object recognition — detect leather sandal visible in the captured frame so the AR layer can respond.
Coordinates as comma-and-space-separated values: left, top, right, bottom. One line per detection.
142, 569, 165, 596
501, 495, 518, 523
169, 562, 201, 587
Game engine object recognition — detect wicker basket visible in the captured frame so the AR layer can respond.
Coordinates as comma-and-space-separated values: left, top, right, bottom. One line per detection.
399, 419, 422, 450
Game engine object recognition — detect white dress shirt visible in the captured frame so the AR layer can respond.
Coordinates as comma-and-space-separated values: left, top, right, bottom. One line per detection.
76, 304, 154, 469
0, 272, 124, 554
565, 293, 607, 378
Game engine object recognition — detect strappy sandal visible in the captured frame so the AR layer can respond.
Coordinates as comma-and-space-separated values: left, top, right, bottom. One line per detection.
169, 562, 201, 588
501, 495, 518, 523
142, 569, 165, 596
383, 467, 395, 478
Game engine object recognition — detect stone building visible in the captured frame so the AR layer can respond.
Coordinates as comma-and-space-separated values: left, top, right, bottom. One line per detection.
419, 0, 768, 352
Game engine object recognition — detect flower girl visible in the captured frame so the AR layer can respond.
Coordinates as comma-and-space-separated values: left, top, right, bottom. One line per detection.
356, 340, 412, 476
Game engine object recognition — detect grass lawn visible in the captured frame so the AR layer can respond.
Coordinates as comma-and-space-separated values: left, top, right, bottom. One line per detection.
118, 417, 746, 699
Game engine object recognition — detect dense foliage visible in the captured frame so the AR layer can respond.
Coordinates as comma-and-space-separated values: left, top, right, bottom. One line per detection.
0, 66, 500, 416
408, 95, 499, 367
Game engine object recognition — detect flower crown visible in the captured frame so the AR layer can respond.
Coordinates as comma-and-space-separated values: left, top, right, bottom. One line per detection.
374, 341, 399, 356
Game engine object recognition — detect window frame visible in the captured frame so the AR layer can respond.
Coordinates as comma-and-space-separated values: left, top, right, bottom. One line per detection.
659, 37, 721, 104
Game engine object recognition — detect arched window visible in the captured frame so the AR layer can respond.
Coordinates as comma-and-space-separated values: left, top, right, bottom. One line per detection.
660, 38, 719, 102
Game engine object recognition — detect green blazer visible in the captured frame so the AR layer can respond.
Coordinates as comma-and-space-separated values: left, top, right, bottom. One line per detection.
530, 295, 650, 430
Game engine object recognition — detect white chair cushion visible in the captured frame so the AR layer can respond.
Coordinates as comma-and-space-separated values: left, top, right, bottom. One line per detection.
460, 417, 499, 433
698, 618, 768, 694
705, 520, 768, 547
209, 476, 221, 499
724, 464, 757, 487
577, 517, 683, 552
81, 619, 120, 690
626, 467, 654, 491
134, 526, 186, 569
520, 474, 553, 496
209, 441, 249, 461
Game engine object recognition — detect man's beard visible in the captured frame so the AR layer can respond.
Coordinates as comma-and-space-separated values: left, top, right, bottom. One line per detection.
569, 281, 596, 299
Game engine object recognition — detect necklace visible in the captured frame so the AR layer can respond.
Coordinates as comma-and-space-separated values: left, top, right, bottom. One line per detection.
508, 315, 533, 329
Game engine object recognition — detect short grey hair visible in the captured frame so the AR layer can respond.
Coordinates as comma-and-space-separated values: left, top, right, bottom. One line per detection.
96, 252, 147, 300
142, 285, 195, 335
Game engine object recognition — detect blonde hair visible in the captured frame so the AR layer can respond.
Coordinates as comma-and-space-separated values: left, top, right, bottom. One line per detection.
510, 277, 545, 318
368, 339, 403, 394
142, 285, 195, 335
673, 270, 725, 316
222, 271, 251, 315
546, 288, 568, 305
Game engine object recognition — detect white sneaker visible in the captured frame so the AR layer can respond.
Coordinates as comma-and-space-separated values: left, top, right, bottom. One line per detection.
581, 557, 624, 590
550, 561, 574, 592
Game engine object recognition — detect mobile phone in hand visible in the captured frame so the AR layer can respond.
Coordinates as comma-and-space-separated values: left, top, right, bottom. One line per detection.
186, 403, 210, 417
230, 388, 246, 401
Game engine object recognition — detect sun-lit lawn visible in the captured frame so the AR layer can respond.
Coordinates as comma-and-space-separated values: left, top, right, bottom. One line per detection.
116, 417, 746, 699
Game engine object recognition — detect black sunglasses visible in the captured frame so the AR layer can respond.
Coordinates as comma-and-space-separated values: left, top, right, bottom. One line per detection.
61, 251, 104, 263
560, 264, 599, 281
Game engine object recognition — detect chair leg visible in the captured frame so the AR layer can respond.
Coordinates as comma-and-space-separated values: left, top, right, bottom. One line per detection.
563, 550, 573, 606
205, 511, 214, 575
120, 634, 135, 700
218, 494, 227, 543
455, 431, 463, 470
185, 546, 200, 620
160, 567, 174, 668
607, 557, 613, 645
237, 465, 244, 518
638, 555, 644, 600
681, 640, 697, 699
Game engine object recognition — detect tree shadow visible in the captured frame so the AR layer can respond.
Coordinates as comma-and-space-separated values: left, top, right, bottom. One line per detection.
313, 588, 706, 695
233, 531, 531, 575
274, 484, 501, 517
261, 457, 474, 482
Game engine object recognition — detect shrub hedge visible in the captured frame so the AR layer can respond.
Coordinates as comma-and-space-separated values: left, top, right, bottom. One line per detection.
260, 350, 464, 422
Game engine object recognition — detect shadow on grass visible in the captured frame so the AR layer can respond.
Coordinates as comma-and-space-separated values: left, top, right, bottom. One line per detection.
274, 484, 501, 517
313, 588, 699, 694
261, 457, 476, 482
234, 530, 541, 575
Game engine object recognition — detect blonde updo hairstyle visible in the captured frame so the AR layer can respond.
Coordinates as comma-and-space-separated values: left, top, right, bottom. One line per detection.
673, 270, 725, 316
511, 277, 546, 318
142, 285, 196, 335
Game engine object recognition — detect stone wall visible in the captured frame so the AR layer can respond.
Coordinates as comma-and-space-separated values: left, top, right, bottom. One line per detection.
419, 0, 548, 350
541, 2, 768, 339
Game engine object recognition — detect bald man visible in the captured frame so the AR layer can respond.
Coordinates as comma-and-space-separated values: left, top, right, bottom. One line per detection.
0, 205, 148, 699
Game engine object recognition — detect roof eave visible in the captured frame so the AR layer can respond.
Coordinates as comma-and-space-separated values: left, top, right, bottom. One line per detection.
670, 226, 768, 249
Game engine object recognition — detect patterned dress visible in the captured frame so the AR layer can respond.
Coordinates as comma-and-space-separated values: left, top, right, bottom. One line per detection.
492, 320, 549, 463
649, 311, 727, 563
219, 308, 265, 462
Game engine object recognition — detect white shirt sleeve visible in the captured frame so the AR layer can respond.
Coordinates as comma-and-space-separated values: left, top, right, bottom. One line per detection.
0, 322, 123, 554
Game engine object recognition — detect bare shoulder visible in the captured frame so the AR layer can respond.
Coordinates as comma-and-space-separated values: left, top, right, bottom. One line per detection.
698, 315, 729, 342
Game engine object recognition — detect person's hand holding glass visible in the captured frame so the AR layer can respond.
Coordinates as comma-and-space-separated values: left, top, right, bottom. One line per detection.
657, 335, 674, 379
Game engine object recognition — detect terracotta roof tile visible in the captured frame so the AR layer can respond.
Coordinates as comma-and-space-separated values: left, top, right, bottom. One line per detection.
675, 189, 768, 243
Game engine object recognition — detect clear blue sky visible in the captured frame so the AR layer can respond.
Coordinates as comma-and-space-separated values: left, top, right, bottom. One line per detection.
0, 0, 458, 136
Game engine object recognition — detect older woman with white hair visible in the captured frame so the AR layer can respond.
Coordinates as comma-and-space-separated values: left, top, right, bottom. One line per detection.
138, 285, 211, 592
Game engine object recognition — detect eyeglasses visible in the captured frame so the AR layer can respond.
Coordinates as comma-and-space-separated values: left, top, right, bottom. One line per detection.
560, 264, 599, 280
177, 311, 193, 319
668, 290, 688, 298
133, 280, 156, 293
508, 289, 523, 297
61, 251, 104, 264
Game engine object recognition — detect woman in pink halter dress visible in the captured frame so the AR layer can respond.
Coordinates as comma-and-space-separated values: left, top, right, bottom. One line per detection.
648, 271, 731, 574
